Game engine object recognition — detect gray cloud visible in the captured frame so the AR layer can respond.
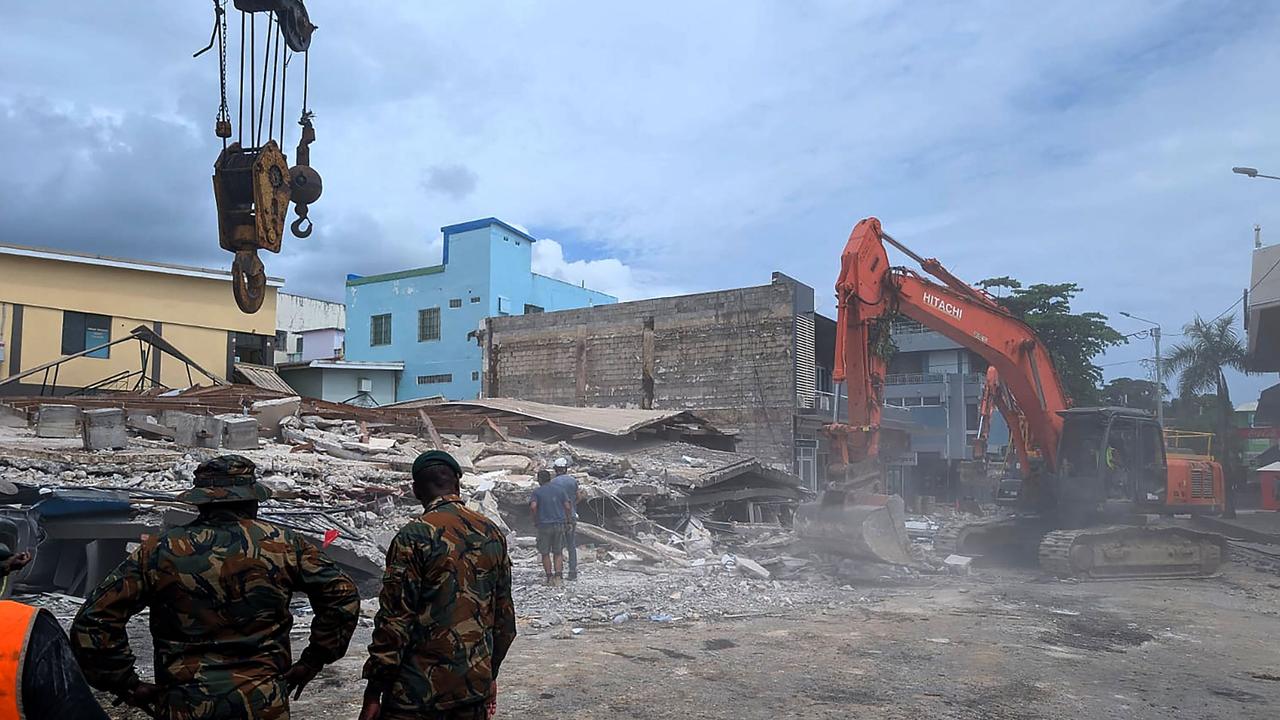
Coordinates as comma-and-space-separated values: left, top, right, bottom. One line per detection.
421, 164, 478, 200
3, 1, 1280, 402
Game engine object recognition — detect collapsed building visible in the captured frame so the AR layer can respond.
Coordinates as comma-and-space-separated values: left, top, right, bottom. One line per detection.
0, 386, 814, 599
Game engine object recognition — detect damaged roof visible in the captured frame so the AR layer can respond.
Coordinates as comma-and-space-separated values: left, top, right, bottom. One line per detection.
444, 398, 727, 438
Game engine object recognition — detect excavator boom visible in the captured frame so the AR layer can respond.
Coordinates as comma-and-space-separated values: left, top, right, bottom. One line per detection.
801, 217, 1229, 579
830, 217, 1068, 480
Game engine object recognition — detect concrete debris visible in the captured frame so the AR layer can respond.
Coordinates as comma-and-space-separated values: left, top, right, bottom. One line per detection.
220, 415, 260, 451
36, 405, 79, 438
81, 408, 127, 451
0, 391, 852, 606
250, 396, 302, 437
943, 554, 974, 576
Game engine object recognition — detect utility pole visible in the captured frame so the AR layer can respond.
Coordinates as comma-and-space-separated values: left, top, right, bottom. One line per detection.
1152, 325, 1163, 428
1120, 311, 1164, 426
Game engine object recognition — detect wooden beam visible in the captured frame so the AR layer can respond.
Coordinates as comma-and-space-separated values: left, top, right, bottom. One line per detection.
418, 409, 445, 449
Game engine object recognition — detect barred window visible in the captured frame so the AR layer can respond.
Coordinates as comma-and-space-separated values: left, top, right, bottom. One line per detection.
370, 314, 391, 346
418, 307, 441, 342
449, 298, 463, 309
417, 373, 453, 385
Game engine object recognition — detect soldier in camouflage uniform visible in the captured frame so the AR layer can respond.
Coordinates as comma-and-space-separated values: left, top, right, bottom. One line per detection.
70, 454, 361, 720
360, 450, 517, 720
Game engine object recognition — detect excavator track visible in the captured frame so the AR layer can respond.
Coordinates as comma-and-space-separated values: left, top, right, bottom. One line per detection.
1038, 525, 1228, 580
933, 516, 1046, 565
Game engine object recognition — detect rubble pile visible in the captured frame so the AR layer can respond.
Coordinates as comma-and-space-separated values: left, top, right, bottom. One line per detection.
0, 390, 937, 613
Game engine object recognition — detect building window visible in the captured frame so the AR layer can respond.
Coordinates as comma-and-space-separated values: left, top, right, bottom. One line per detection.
296, 336, 304, 354
470, 296, 481, 304
417, 373, 453, 385
497, 296, 511, 315
418, 307, 441, 342
62, 311, 112, 358
370, 314, 392, 346
449, 298, 463, 309
275, 330, 288, 348
472, 371, 480, 381
523, 303, 544, 314
232, 332, 272, 365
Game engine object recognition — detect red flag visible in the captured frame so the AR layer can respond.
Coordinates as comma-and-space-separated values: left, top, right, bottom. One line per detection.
322, 529, 340, 548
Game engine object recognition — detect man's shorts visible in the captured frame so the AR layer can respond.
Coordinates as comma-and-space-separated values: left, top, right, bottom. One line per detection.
536, 524, 566, 555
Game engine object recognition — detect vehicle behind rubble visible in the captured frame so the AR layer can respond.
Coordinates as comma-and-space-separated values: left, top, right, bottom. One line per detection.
797, 217, 1230, 579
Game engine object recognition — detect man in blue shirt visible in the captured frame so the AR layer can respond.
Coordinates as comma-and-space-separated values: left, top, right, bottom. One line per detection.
550, 457, 581, 581
530, 470, 571, 586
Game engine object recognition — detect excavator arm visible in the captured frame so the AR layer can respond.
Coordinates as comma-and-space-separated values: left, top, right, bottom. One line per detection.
829, 217, 1069, 480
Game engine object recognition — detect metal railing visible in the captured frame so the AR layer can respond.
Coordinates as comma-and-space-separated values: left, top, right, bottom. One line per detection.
884, 372, 984, 386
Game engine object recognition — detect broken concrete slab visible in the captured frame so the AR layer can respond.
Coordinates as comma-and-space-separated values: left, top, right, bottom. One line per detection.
36, 405, 79, 438
341, 438, 397, 453
221, 415, 260, 451
944, 554, 974, 576
734, 555, 773, 580
82, 408, 127, 451
250, 396, 301, 437
474, 454, 533, 472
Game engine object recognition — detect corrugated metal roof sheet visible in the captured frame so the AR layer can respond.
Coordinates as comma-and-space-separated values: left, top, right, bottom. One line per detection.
444, 398, 721, 437
233, 363, 296, 395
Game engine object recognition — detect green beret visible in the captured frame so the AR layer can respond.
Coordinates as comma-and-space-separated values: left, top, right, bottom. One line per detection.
412, 450, 462, 480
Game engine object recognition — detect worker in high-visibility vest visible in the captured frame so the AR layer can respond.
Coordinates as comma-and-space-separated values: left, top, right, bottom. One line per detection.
0, 520, 109, 720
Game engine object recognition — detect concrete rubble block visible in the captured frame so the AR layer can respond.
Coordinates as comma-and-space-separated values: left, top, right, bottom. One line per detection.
250, 396, 302, 437
734, 555, 773, 580
943, 554, 974, 576
36, 405, 80, 438
219, 415, 261, 451
0, 404, 27, 428
170, 412, 224, 449
81, 408, 128, 450
474, 454, 533, 473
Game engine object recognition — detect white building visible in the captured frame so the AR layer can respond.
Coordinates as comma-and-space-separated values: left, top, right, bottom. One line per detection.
274, 293, 346, 364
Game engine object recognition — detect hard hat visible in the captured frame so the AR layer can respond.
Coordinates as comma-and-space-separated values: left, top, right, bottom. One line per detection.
553, 457, 570, 468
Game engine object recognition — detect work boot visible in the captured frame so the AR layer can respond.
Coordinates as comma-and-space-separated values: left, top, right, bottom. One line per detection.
566, 572, 578, 581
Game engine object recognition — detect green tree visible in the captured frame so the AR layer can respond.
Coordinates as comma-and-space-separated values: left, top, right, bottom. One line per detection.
1100, 377, 1168, 411
977, 278, 1126, 405
1164, 314, 1248, 517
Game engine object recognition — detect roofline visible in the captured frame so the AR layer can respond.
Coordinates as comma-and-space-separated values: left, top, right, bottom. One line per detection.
0, 242, 285, 287
441, 217, 537, 244
346, 264, 445, 287
530, 272, 619, 301
278, 291, 345, 304
278, 359, 404, 371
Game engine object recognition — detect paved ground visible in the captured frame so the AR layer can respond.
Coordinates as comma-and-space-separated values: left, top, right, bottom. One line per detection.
100, 563, 1280, 719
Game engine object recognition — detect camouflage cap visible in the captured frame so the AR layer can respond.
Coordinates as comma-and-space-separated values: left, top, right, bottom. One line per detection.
177, 454, 272, 505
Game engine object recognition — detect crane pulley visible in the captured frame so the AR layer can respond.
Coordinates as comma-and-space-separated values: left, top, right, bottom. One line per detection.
196, 0, 320, 313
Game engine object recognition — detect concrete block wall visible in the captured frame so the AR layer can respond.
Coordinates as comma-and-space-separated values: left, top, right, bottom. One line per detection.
486, 282, 799, 466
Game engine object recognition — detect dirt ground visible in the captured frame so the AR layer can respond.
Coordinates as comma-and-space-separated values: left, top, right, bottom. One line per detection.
96, 561, 1280, 720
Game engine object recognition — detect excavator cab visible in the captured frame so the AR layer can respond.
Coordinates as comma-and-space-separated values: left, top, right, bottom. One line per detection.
1050, 408, 1174, 524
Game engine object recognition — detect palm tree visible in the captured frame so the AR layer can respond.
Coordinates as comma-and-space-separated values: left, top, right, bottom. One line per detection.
1165, 315, 1248, 517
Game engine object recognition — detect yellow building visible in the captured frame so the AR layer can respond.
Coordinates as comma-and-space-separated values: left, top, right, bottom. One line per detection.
0, 242, 281, 395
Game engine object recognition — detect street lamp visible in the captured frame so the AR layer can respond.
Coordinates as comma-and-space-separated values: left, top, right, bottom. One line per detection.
1119, 311, 1163, 428
1233, 166, 1280, 181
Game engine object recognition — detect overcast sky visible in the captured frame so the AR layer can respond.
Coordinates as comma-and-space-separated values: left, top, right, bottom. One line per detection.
2, 1, 1277, 401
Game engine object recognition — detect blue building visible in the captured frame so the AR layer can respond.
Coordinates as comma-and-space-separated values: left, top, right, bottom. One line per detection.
345, 218, 617, 401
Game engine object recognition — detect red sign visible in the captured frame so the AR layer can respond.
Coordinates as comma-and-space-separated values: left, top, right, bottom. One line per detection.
1237, 427, 1280, 439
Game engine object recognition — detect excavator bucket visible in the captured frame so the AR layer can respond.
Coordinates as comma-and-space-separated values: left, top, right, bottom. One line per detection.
795, 492, 915, 566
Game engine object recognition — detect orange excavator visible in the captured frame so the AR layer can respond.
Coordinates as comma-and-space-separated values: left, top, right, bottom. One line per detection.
795, 217, 1228, 579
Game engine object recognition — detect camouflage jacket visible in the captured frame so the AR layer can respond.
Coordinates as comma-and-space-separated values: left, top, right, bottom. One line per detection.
70, 508, 360, 720
362, 495, 517, 713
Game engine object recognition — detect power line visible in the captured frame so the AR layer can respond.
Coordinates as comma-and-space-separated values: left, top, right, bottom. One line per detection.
1207, 253, 1279, 322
